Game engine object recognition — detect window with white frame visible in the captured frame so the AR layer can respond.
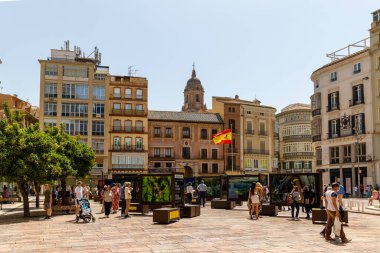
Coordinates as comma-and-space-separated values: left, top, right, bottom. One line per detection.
93, 103, 105, 118
61, 120, 88, 136
44, 82, 58, 98
43, 119, 57, 127
353, 63, 361, 74
330, 72, 337, 82
92, 121, 104, 136
62, 83, 88, 99
153, 148, 160, 157
125, 88, 132, 99
136, 89, 143, 100
61, 103, 88, 117
45, 64, 58, 76
63, 65, 88, 78
44, 102, 57, 116
114, 87, 121, 98
93, 86, 105, 100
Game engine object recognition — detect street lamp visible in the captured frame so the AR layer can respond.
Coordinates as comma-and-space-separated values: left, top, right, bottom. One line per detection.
353, 117, 363, 197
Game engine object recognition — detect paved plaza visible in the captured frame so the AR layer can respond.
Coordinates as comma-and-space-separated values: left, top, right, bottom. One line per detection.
0, 199, 379, 253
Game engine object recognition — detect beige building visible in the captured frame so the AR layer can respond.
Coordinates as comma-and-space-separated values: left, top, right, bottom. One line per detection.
276, 103, 314, 173
0, 93, 39, 127
310, 9, 380, 192
212, 96, 277, 174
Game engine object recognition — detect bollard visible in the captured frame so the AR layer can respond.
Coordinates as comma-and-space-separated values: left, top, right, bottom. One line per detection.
361, 202, 364, 213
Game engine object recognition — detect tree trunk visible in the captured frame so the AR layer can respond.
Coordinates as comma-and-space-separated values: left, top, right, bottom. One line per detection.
33, 181, 40, 208
60, 178, 66, 202
17, 181, 30, 218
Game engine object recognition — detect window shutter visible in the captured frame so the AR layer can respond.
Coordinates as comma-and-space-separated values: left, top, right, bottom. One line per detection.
328, 120, 332, 138
351, 115, 356, 135
328, 93, 331, 109
336, 92, 340, 109
360, 84, 364, 103
353, 86, 358, 102
361, 113, 365, 133
336, 119, 341, 137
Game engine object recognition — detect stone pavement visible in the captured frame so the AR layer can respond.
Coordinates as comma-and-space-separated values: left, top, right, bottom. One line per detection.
0, 200, 379, 253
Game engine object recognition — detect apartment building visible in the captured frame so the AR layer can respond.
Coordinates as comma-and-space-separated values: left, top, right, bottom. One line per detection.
212, 96, 277, 174
310, 9, 380, 192
0, 93, 39, 127
276, 103, 314, 173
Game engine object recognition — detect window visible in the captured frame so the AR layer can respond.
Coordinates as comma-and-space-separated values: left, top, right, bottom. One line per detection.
202, 163, 208, 174
45, 64, 58, 76
352, 113, 365, 134
245, 159, 252, 168
330, 147, 339, 164
92, 140, 104, 154
328, 119, 340, 138
246, 121, 253, 134
44, 119, 57, 127
136, 137, 143, 150
228, 107, 236, 113
259, 122, 266, 135
153, 148, 160, 157
44, 102, 57, 116
228, 119, 236, 132
353, 63, 361, 74
125, 103, 132, 110
343, 145, 351, 163
253, 159, 259, 168
154, 127, 161, 137
44, 82, 58, 98
136, 104, 143, 111
62, 83, 88, 99
259, 159, 268, 169
93, 103, 105, 118
357, 143, 366, 162
373, 10, 380, 22
113, 137, 121, 149
154, 162, 161, 168
200, 129, 208, 140
113, 120, 121, 131
166, 163, 172, 168
125, 88, 132, 99
63, 65, 88, 78
113, 103, 121, 110
114, 88, 121, 98
92, 121, 104, 136
136, 89, 143, 100
182, 147, 191, 159
352, 84, 364, 105
135, 120, 143, 132
61, 103, 88, 117
196, 94, 200, 102
94, 73, 106, 81
212, 164, 218, 173
211, 129, 218, 139
328, 92, 339, 111
93, 86, 105, 100
330, 72, 337, 82
260, 141, 266, 153
124, 120, 132, 132
294, 161, 303, 169
201, 149, 207, 159
165, 148, 173, 158
212, 149, 218, 160
62, 120, 88, 136
124, 137, 132, 147
183, 127, 191, 138
165, 128, 172, 137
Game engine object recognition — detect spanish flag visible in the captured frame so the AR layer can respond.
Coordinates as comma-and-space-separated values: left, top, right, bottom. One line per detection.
213, 129, 232, 144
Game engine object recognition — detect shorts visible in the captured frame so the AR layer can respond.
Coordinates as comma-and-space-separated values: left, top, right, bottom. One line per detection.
251, 195, 260, 204
44, 203, 51, 209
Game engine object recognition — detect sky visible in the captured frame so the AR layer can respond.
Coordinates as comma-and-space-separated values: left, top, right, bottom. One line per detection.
0, 0, 379, 113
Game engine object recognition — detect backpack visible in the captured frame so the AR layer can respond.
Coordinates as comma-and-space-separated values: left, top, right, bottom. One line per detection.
287, 192, 294, 205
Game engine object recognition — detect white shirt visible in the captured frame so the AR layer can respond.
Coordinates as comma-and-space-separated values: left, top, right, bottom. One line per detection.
75, 186, 83, 200
197, 183, 207, 192
186, 185, 193, 194
325, 190, 339, 211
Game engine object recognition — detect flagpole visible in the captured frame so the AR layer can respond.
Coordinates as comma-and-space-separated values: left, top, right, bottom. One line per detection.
230, 123, 233, 172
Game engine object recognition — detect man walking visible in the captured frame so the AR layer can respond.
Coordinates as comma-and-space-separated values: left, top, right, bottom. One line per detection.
74, 181, 83, 222
197, 180, 207, 207
120, 182, 126, 218
324, 182, 351, 243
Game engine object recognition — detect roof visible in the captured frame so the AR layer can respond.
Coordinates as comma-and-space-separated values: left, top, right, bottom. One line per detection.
148, 110, 223, 124
213, 96, 276, 111
281, 103, 311, 112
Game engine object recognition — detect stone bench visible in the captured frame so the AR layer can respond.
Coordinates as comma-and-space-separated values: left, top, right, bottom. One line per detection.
312, 208, 348, 224
211, 199, 236, 209
52, 205, 75, 214
153, 208, 180, 224
181, 204, 201, 218
129, 203, 149, 214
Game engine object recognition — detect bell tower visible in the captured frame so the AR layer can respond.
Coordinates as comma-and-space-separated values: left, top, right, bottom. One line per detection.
182, 64, 207, 112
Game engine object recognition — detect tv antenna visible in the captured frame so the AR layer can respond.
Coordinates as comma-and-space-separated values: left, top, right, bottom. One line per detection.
128, 66, 134, 76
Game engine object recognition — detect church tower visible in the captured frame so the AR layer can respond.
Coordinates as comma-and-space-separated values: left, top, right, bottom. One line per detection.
182, 65, 207, 112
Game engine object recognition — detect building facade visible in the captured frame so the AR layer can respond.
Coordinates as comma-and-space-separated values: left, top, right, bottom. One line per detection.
310, 10, 380, 192
0, 93, 39, 127
212, 96, 277, 174
276, 103, 314, 173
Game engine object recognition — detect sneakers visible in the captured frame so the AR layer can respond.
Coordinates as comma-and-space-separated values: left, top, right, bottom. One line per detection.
341, 238, 352, 243
325, 237, 335, 241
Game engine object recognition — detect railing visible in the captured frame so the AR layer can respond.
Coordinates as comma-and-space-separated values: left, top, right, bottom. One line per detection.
109, 94, 146, 100
111, 126, 145, 133
312, 108, 321, 117
244, 149, 270, 155
245, 129, 254, 135
349, 99, 364, 107
327, 132, 340, 139
112, 164, 144, 169
312, 135, 321, 142
258, 131, 267, 136
283, 152, 314, 158
227, 147, 239, 153
326, 104, 340, 112
283, 134, 311, 141
110, 145, 145, 152
111, 109, 146, 116
149, 153, 175, 159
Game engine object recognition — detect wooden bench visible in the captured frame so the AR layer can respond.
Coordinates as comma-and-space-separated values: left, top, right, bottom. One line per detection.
153, 208, 180, 224
192, 197, 200, 205
261, 205, 279, 216
52, 205, 75, 214
181, 204, 201, 218
211, 199, 236, 209
312, 208, 348, 224
129, 203, 149, 214
0, 197, 18, 210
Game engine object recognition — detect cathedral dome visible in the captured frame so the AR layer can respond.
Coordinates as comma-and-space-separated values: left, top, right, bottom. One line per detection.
185, 69, 204, 92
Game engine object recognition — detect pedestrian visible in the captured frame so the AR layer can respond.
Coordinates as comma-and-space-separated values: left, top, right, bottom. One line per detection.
82, 183, 88, 199
303, 186, 315, 219
103, 185, 113, 218
320, 186, 332, 237
337, 182, 345, 207
186, 182, 193, 205
197, 180, 207, 207
248, 182, 262, 220
124, 182, 133, 218
324, 182, 351, 243
101, 185, 107, 213
74, 181, 84, 221
360, 184, 364, 197
290, 186, 300, 221
2, 186, 9, 198
111, 183, 120, 213
354, 185, 358, 197
120, 182, 126, 218
43, 184, 52, 219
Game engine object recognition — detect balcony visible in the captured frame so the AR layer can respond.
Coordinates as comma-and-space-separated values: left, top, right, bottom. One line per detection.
283, 134, 311, 141
312, 135, 321, 142
110, 109, 146, 116
110, 126, 145, 133
110, 145, 145, 152
149, 153, 175, 160
244, 149, 270, 155
245, 129, 254, 135
227, 147, 239, 153
349, 99, 364, 107
112, 164, 144, 170
312, 108, 321, 117
326, 103, 340, 112
109, 94, 146, 101
283, 152, 314, 158
327, 132, 340, 139
258, 131, 267, 136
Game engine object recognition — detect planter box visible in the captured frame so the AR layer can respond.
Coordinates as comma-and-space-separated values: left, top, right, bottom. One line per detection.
211, 199, 236, 209
129, 203, 149, 214
181, 204, 201, 218
312, 208, 348, 224
153, 208, 180, 224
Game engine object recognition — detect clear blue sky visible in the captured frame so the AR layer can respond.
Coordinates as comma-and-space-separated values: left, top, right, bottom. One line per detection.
0, 0, 379, 112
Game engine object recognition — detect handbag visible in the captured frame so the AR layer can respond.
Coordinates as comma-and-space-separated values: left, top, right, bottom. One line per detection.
333, 216, 341, 237
287, 193, 294, 205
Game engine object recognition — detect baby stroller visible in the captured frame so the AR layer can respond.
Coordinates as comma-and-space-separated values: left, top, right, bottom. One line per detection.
76, 198, 96, 223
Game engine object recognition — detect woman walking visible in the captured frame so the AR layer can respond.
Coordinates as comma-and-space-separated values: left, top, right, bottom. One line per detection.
248, 182, 262, 220
112, 184, 120, 213
44, 184, 53, 219
124, 182, 133, 218
103, 185, 113, 218
291, 186, 301, 220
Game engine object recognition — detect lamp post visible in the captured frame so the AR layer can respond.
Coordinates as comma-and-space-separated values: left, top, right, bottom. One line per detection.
354, 117, 362, 198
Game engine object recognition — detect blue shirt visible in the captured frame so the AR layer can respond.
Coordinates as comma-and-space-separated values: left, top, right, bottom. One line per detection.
120, 186, 125, 199
337, 185, 345, 195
